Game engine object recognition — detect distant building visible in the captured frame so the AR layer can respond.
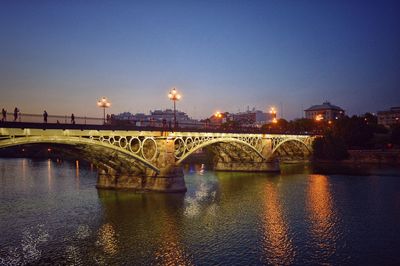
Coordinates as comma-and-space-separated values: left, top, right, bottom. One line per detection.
305, 101, 345, 121
114, 109, 200, 127
377, 107, 400, 127
232, 109, 273, 127
208, 112, 228, 125
149, 109, 194, 124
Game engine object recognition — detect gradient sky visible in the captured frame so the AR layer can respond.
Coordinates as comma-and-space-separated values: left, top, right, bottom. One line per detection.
1, 0, 399, 120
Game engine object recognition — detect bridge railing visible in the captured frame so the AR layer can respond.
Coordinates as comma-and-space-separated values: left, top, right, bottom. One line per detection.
0, 112, 320, 135
3, 112, 104, 125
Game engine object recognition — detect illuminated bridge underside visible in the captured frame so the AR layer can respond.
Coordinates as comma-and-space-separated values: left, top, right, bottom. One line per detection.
0, 127, 315, 192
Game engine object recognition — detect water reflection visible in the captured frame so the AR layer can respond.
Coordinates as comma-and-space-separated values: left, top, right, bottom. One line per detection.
1, 159, 400, 265
96, 223, 118, 255
154, 214, 194, 266
75, 160, 80, 178
47, 159, 52, 190
21, 158, 27, 179
307, 174, 338, 260
97, 190, 191, 264
261, 179, 295, 264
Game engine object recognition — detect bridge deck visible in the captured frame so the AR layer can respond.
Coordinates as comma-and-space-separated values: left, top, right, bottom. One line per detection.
0, 121, 312, 135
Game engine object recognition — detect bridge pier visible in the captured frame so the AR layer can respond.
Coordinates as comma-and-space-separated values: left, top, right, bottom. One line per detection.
96, 166, 186, 192
96, 137, 187, 193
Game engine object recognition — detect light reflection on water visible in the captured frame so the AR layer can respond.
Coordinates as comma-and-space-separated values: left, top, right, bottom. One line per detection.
307, 174, 338, 260
0, 159, 400, 265
261, 180, 295, 265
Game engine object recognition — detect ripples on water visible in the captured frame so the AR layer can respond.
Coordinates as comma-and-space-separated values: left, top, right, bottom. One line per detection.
1, 159, 400, 265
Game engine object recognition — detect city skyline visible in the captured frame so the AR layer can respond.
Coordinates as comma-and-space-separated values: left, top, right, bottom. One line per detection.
1, 1, 399, 119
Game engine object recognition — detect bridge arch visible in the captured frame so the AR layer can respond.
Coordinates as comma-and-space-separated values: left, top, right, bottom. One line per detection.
269, 138, 312, 160
0, 136, 160, 173
175, 137, 265, 165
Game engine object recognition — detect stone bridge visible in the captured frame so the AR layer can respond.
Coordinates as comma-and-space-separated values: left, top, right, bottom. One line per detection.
0, 124, 316, 192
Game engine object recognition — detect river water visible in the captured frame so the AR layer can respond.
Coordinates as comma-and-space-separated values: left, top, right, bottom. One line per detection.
0, 158, 400, 265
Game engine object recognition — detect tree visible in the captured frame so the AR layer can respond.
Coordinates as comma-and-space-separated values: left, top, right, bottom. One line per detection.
312, 133, 348, 160
391, 125, 400, 145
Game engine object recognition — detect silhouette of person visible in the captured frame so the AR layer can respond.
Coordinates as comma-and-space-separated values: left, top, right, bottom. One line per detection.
71, 113, 75, 124
43, 110, 48, 123
1, 108, 6, 122
13, 107, 18, 122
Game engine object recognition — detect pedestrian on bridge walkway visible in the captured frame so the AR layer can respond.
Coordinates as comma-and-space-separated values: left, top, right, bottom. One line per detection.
71, 113, 75, 124
1, 108, 6, 122
43, 110, 48, 123
13, 107, 19, 122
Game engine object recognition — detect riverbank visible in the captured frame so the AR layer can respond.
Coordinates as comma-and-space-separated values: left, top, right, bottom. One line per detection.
314, 149, 400, 165
345, 149, 400, 164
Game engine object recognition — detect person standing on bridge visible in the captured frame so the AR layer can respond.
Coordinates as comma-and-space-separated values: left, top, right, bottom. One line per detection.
13, 107, 19, 122
43, 110, 48, 123
71, 113, 75, 124
1, 108, 6, 122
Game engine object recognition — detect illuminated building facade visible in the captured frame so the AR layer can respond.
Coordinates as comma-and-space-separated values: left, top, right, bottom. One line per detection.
304, 101, 345, 121
377, 107, 400, 128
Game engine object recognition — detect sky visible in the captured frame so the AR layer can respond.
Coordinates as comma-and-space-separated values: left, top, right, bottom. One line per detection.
0, 0, 399, 120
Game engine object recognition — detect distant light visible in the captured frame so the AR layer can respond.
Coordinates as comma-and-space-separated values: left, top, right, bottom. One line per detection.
168, 88, 181, 101
272, 118, 278, 123
215, 111, 222, 118
47, 148, 52, 152
315, 114, 324, 121
97, 97, 111, 108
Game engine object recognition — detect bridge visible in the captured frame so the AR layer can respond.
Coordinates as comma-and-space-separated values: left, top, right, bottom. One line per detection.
0, 122, 316, 192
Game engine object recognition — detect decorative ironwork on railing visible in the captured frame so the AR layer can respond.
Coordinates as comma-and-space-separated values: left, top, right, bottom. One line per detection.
0, 112, 319, 135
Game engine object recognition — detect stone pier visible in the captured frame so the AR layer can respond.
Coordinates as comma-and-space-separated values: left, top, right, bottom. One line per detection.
96, 137, 187, 192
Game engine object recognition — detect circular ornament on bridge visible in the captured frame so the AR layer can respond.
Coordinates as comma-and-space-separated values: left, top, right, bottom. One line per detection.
174, 137, 185, 159
141, 137, 158, 161
108, 136, 115, 145
194, 137, 200, 145
185, 137, 194, 151
129, 137, 141, 154
119, 137, 128, 149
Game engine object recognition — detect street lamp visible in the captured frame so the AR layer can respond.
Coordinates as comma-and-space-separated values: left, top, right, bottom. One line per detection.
168, 88, 181, 128
270, 107, 277, 123
97, 97, 111, 124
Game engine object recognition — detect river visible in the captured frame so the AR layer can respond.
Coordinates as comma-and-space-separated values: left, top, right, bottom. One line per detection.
1, 158, 400, 265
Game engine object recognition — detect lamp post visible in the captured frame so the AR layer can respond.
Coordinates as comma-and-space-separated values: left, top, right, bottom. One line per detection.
270, 107, 277, 124
168, 88, 181, 128
97, 97, 111, 124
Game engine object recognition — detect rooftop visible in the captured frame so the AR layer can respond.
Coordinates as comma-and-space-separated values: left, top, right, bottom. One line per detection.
305, 101, 344, 111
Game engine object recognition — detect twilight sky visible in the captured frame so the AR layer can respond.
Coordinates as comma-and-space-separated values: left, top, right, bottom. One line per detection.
0, 1, 399, 120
